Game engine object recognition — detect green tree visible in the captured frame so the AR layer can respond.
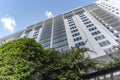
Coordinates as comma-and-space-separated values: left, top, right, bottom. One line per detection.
0, 38, 45, 80
0, 38, 96, 80
40, 47, 96, 80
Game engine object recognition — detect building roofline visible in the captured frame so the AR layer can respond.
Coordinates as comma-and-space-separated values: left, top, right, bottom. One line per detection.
0, 30, 24, 40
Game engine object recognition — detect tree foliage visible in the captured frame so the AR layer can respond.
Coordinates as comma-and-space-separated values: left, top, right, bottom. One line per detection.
0, 38, 96, 80
97, 57, 120, 70
0, 38, 45, 80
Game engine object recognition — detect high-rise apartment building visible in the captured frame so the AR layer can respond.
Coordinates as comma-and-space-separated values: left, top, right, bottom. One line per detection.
0, 0, 120, 59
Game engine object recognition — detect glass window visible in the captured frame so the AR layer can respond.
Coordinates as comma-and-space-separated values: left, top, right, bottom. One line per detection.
75, 41, 84, 47
81, 17, 87, 20
70, 26, 77, 30
34, 31, 39, 34
92, 31, 101, 36
34, 26, 42, 30
112, 7, 115, 9
79, 15, 85, 18
112, 10, 115, 12
72, 33, 80, 37
71, 29, 78, 33
84, 21, 91, 25
116, 12, 119, 14
95, 35, 105, 41
86, 24, 94, 28
68, 21, 74, 24
74, 37, 82, 42
83, 19, 89, 22
99, 40, 111, 47
89, 27, 97, 31
68, 19, 73, 22
69, 23, 75, 26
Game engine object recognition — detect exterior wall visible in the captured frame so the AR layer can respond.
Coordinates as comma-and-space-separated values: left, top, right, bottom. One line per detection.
96, 0, 120, 17
0, 1, 120, 59
85, 3, 120, 41
52, 15, 69, 52
39, 19, 53, 49
0, 30, 24, 44
63, 13, 76, 49
83, 6, 119, 58
74, 9, 106, 58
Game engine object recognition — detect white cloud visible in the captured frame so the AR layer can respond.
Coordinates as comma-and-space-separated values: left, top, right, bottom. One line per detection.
1, 16, 16, 32
45, 11, 53, 18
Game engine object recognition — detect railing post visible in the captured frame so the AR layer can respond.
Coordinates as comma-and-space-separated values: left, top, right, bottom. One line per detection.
96, 76, 100, 80
104, 75, 107, 80
110, 72, 114, 80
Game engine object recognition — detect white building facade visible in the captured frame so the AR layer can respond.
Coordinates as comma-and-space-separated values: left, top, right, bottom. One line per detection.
0, 0, 120, 59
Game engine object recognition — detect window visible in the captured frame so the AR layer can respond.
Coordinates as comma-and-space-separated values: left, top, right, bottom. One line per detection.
74, 37, 82, 42
34, 31, 39, 34
104, 49, 109, 54
86, 24, 94, 28
89, 27, 97, 31
34, 26, 42, 30
68, 19, 73, 22
67, 16, 72, 19
25, 30, 32, 34
95, 35, 105, 41
116, 12, 119, 14
75, 41, 84, 47
72, 33, 80, 37
79, 15, 85, 18
69, 23, 75, 26
99, 40, 111, 47
33, 37, 37, 39
68, 21, 74, 24
108, 48, 113, 53
112, 10, 115, 12
70, 26, 77, 30
82, 19, 89, 22
84, 21, 91, 25
33, 34, 38, 37
104, 48, 113, 54
81, 17, 87, 20
92, 31, 101, 36
67, 17, 73, 22
112, 7, 115, 9
71, 29, 78, 33
54, 43, 68, 49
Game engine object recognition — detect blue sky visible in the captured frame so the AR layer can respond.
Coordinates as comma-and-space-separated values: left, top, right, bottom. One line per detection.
0, 0, 96, 38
